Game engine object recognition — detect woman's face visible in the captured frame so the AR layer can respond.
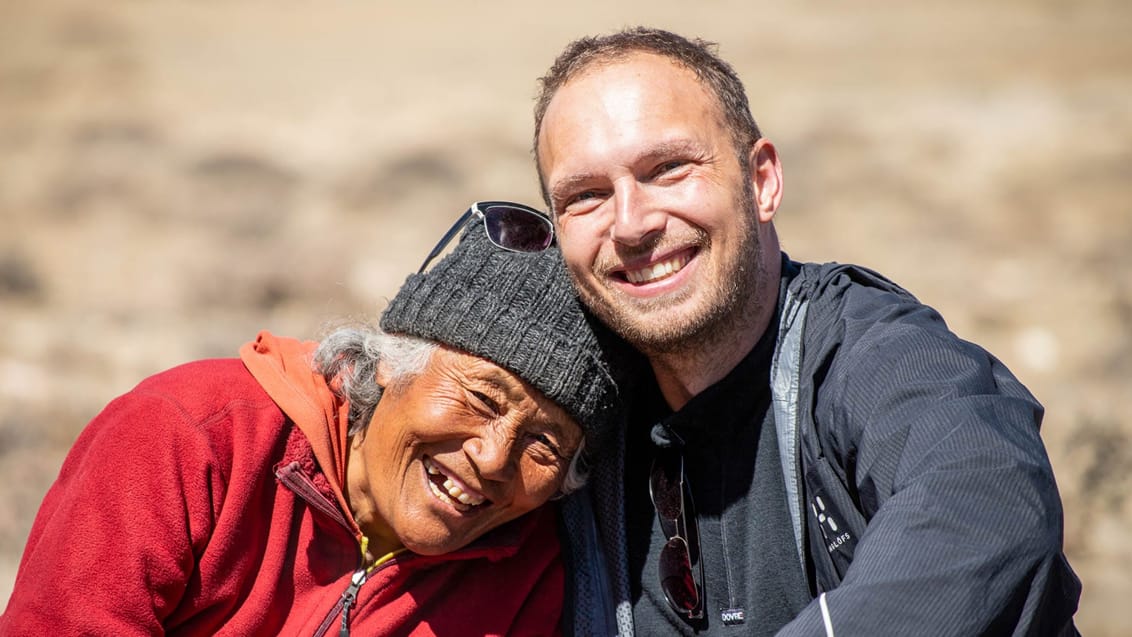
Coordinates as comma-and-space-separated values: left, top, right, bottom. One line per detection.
346, 346, 583, 556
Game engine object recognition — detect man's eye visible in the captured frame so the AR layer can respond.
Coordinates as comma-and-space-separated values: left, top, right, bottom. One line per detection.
560, 190, 603, 215
470, 390, 501, 415
652, 160, 686, 178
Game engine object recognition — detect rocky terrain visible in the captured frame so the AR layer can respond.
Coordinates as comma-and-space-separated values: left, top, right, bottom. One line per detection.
1, 1, 1129, 634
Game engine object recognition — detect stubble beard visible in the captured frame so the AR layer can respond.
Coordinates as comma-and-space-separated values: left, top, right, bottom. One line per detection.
581, 187, 769, 359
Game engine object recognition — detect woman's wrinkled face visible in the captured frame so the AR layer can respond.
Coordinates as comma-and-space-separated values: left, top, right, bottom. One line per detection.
346, 346, 583, 556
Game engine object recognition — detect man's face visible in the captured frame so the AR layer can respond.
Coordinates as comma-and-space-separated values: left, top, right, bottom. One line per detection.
537, 53, 767, 355
349, 346, 582, 556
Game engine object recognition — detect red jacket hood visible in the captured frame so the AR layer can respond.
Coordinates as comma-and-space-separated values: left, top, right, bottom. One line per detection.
239, 330, 355, 528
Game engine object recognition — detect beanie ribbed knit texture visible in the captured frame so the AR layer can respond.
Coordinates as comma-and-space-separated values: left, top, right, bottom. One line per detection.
380, 225, 622, 452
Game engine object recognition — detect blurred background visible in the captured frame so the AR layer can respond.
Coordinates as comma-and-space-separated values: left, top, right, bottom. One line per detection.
1, 0, 1128, 633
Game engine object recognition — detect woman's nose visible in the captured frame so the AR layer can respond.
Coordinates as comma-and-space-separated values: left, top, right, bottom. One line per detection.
463, 432, 517, 482
610, 180, 666, 246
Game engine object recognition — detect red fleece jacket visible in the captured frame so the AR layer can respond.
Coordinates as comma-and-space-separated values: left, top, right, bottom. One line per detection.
0, 332, 564, 636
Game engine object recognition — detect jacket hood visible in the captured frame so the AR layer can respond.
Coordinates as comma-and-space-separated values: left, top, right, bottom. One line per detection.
240, 330, 353, 522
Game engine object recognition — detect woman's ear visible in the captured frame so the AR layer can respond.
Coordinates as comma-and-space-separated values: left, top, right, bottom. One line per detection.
350, 362, 390, 447
350, 429, 367, 447
375, 358, 392, 388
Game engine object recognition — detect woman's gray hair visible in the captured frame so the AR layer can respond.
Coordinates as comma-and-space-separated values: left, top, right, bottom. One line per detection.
313, 324, 437, 436
312, 322, 589, 495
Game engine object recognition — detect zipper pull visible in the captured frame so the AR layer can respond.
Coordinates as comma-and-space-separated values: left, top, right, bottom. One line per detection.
338, 567, 367, 637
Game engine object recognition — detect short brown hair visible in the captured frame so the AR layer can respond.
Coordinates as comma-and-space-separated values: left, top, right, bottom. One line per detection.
533, 27, 762, 208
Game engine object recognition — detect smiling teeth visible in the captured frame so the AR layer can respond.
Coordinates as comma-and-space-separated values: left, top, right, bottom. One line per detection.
424, 458, 486, 507
625, 253, 690, 284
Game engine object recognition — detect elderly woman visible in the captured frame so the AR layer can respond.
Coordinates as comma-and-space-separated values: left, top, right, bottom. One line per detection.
0, 202, 624, 636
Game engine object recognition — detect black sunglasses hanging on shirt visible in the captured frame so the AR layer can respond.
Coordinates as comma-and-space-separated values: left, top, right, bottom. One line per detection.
650, 447, 705, 620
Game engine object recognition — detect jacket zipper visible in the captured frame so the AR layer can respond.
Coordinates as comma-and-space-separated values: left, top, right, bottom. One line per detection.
337, 567, 367, 637
313, 548, 411, 637
276, 462, 368, 637
276, 462, 409, 637
277, 460, 502, 636
275, 461, 354, 531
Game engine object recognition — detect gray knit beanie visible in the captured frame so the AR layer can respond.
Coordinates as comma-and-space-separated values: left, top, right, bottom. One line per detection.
380, 224, 625, 454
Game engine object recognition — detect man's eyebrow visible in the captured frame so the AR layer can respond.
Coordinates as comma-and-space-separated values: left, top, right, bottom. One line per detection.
549, 140, 705, 200
634, 139, 702, 164
549, 173, 601, 202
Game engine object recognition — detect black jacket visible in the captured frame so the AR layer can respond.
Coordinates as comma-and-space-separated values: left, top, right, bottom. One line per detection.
561, 257, 1081, 636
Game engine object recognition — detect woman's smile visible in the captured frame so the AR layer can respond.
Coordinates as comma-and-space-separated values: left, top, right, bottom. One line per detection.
423, 455, 490, 512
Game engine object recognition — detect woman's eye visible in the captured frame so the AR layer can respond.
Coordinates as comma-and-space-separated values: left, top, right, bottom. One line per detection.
531, 433, 564, 460
470, 390, 501, 416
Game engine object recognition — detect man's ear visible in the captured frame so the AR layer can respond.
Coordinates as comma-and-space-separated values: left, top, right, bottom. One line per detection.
748, 138, 784, 222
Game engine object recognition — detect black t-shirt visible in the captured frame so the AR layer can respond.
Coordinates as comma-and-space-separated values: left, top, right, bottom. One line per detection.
625, 323, 812, 635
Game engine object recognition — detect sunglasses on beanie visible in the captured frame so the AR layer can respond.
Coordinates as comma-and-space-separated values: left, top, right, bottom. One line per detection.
418, 201, 554, 273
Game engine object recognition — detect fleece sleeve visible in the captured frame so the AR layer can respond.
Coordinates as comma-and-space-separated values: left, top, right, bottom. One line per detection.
0, 385, 226, 636
779, 304, 1080, 636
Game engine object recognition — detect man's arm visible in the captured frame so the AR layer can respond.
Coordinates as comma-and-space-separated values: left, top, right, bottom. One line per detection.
781, 309, 1080, 636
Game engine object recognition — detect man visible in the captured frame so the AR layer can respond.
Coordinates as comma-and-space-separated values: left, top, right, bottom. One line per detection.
537, 27, 1081, 636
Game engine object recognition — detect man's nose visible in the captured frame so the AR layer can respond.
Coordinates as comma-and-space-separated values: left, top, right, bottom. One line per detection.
463, 430, 517, 483
610, 179, 665, 246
